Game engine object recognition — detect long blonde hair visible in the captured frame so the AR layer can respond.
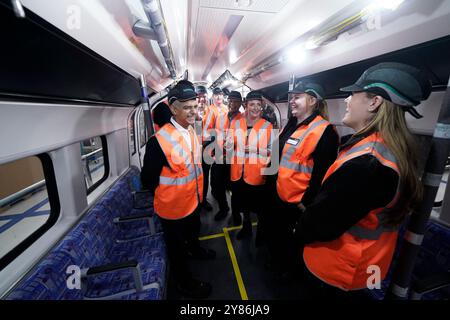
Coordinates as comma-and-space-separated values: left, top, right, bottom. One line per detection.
314, 100, 329, 121
306, 94, 329, 121
356, 93, 422, 227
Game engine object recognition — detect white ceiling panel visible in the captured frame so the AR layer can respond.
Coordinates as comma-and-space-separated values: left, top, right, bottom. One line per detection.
189, 7, 232, 80
188, 1, 286, 81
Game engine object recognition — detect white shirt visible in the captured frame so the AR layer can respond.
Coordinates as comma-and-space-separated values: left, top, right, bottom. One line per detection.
171, 117, 192, 151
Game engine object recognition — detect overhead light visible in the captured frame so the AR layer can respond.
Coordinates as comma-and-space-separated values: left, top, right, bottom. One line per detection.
223, 79, 239, 87
229, 50, 239, 65
305, 38, 319, 50
210, 70, 240, 90
242, 0, 406, 82
234, 0, 251, 8
286, 44, 306, 65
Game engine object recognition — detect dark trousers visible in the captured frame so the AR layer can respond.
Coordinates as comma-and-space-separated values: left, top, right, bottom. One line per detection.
202, 160, 211, 201
231, 178, 267, 235
159, 206, 201, 284
265, 186, 302, 270
211, 163, 230, 212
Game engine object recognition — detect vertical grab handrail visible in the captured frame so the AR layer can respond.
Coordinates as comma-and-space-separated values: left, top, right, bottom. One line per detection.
387, 78, 450, 299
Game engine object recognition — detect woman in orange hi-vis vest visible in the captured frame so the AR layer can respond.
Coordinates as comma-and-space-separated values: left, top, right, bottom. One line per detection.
141, 80, 215, 299
293, 62, 431, 299
265, 82, 339, 274
225, 91, 273, 240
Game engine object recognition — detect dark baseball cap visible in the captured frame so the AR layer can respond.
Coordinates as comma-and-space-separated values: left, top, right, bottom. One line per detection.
212, 87, 223, 95
228, 91, 242, 100
168, 80, 197, 105
195, 85, 207, 95
289, 81, 325, 101
340, 62, 432, 119
245, 91, 263, 101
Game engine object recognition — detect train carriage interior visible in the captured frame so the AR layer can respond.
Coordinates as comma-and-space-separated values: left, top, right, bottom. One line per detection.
0, 0, 450, 302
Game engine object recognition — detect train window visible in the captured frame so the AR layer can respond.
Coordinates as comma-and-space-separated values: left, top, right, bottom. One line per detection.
138, 108, 148, 148
262, 98, 281, 129
80, 136, 109, 194
129, 111, 137, 155
0, 154, 59, 270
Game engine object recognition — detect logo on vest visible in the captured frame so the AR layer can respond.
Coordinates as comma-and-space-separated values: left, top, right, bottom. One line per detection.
366, 265, 381, 290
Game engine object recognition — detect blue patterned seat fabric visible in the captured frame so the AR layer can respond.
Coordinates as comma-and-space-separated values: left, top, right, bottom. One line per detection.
412, 219, 450, 300
6, 166, 166, 300
365, 218, 450, 300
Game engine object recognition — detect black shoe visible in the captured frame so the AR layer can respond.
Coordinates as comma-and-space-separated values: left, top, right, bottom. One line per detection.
236, 222, 252, 240
177, 278, 212, 299
214, 210, 229, 221
232, 213, 242, 226
202, 200, 213, 212
187, 246, 216, 260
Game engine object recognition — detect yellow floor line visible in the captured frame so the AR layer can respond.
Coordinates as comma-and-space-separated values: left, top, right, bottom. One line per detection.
199, 232, 224, 241
223, 227, 248, 300
223, 222, 258, 232
225, 225, 242, 232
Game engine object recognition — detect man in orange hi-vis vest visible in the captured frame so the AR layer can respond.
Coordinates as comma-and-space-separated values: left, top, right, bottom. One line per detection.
141, 80, 215, 299
203, 87, 231, 221
195, 85, 213, 212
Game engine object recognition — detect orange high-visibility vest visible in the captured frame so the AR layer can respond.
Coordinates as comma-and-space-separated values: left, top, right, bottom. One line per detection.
202, 104, 229, 148
154, 123, 204, 220
229, 117, 273, 186
277, 115, 330, 204
303, 132, 400, 291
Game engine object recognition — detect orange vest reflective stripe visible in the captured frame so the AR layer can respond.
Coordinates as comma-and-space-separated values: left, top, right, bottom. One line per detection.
277, 115, 330, 203
303, 132, 400, 290
229, 117, 272, 186
202, 104, 229, 147
154, 123, 204, 220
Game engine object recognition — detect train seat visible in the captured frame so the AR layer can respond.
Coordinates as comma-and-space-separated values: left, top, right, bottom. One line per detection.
410, 220, 450, 300
365, 219, 450, 300
5, 167, 167, 300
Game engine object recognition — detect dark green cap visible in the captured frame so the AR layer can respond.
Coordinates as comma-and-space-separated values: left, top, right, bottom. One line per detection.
289, 81, 325, 101
340, 62, 432, 119
195, 85, 207, 95
168, 80, 197, 105
228, 91, 242, 100
245, 91, 263, 101
212, 87, 223, 95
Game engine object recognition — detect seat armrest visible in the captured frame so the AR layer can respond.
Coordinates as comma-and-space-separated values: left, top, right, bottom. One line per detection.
81, 260, 143, 292
113, 213, 152, 222
113, 213, 156, 236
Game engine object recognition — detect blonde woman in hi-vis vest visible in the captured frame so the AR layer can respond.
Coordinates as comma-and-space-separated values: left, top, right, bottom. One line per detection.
294, 62, 431, 299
